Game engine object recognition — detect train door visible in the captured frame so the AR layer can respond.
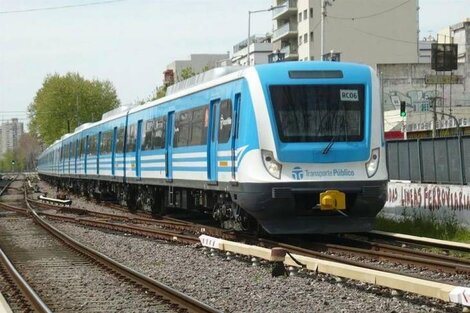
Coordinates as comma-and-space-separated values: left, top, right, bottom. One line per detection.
68, 142, 72, 175
207, 99, 220, 183
231, 93, 241, 180
136, 120, 143, 177
165, 111, 175, 181
97, 132, 101, 175
112, 127, 117, 176
84, 135, 88, 174
74, 140, 78, 175
60, 145, 64, 174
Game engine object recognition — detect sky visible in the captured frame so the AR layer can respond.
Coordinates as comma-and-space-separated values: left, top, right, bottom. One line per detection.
0, 0, 469, 129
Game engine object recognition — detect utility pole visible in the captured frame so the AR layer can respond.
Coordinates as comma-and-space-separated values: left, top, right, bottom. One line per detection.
432, 96, 438, 138
247, 4, 286, 66
320, 0, 334, 60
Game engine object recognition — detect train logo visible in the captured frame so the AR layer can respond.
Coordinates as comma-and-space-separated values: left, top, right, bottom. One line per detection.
292, 167, 304, 180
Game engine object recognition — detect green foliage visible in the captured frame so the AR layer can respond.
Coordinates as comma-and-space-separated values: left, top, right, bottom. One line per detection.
155, 85, 167, 100
0, 150, 23, 172
28, 72, 120, 145
178, 67, 195, 82
0, 133, 42, 172
374, 215, 470, 243
136, 65, 212, 106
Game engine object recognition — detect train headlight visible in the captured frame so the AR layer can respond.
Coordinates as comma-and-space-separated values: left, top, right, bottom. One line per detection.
365, 148, 380, 178
261, 150, 282, 179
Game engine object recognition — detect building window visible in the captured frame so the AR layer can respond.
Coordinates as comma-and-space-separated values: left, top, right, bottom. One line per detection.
299, 36, 302, 45
298, 12, 302, 22
310, 31, 314, 42
304, 33, 308, 43
303, 9, 307, 20
310, 8, 313, 18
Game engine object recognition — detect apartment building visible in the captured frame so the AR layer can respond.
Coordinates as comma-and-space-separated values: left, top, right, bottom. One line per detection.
165, 53, 230, 83
0, 118, 24, 157
272, 0, 419, 67
438, 19, 470, 63
231, 35, 273, 66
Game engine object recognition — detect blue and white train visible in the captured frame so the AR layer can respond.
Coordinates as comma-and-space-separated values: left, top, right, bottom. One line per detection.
37, 61, 388, 234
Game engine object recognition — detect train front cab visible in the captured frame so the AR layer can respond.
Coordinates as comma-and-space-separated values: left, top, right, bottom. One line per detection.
233, 62, 388, 234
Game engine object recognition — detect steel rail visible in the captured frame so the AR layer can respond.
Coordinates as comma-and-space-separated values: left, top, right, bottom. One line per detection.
0, 175, 18, 196
36, 210, 201, 244
258, 237, 470, 282
0, 176, 52, 313
0, 248, 52, 313
29, 197, 235, 240
308, 240, 470, 274
0, 202, 28, 215
367, 230, 470, 254
25, 198, 220, 313
333, 236, 470, 273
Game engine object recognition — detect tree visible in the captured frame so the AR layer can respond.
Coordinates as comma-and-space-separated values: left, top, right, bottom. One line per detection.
136, 65, 212, 105
28, 72, 120, 145
178, 67, 195, 82
0, 133, 42, 172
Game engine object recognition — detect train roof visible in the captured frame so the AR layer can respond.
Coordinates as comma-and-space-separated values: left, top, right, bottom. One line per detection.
166, 66, 246, 96
39, 61, 374, 158
129, 66, 250, 115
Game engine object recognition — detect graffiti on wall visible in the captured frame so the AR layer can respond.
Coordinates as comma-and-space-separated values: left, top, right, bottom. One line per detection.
384, 182, 470, 229
384, 90, 440, 112
387, 183, 470, 211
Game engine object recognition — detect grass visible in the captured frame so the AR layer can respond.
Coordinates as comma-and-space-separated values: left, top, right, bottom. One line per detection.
374, 215, 470, 243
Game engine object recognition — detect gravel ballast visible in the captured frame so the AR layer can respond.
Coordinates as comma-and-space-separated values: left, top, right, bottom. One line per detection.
49, 220, 461, 313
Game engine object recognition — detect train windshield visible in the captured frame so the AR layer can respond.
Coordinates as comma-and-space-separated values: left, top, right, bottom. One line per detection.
269, 84, 364, 142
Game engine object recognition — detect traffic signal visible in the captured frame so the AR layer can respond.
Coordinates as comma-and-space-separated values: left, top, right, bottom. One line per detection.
400, 101, 406, 117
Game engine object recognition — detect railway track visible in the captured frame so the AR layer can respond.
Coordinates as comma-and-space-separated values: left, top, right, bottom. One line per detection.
280, 234, 470, 275
0, 177, 220, 313
27, 181, 470, 284
30, 178, 470, 300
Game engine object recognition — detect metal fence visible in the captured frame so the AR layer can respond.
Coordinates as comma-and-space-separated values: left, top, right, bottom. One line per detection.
386, 136, 470, 185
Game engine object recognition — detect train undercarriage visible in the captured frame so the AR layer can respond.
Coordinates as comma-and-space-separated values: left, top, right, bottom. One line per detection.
39, 174, 256, 232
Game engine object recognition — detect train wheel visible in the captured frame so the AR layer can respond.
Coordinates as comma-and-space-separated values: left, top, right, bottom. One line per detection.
125, 185, 137, 212
151, 189, 166, 217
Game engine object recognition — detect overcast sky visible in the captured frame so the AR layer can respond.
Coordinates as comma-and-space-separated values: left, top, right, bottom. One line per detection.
0, 0, 469, 127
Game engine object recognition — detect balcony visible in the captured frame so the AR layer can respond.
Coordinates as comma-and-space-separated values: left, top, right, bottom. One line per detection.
272, 0, 298, 20
272, 22, 298, 42
280, 45, 298, 60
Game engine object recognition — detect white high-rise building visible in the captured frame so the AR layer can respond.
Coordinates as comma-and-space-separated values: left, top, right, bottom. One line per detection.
0, 118, 24, 156
271, 0, 419, 67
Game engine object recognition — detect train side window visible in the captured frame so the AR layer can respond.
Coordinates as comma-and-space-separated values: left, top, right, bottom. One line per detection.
174, 111, 190, 147
79, 138, 86, 158
67, 144, 70, 160
142, 119, 155, 151
126, 124, 137, 152
141, 117, 166, 150
190, 107, 207, 146
88, 135, 97, 156
153, 117, 166, 149
100, 131, 112, 154
116, 127, 125, 153
218, 99, 232, 143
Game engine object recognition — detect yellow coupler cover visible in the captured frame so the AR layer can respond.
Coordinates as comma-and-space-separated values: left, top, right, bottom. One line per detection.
199, 235, 465, 305
320, 190, 345, 210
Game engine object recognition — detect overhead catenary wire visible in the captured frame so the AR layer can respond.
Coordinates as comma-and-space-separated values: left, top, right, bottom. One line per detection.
0, 0, 125, 14
327, 0, 412, 21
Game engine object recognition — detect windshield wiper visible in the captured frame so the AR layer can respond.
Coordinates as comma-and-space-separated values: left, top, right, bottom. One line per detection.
322, 136, 337, 154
